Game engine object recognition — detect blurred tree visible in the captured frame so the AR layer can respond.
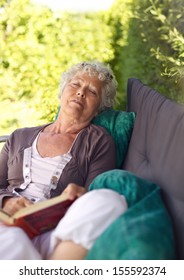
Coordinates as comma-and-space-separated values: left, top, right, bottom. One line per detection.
103, 0, 133, 110
0, 0, 8, 7
115, 0, 184, 102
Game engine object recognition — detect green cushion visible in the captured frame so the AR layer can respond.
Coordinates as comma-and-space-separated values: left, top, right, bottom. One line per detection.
85, 170, 176, 260
92, 110, 135, 168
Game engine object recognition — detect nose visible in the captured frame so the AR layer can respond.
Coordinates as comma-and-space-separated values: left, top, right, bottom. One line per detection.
77, 91, 85, 98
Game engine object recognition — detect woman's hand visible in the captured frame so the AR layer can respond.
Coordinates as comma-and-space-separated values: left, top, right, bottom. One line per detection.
2, 196, 33, 216
63, 183, 86, 200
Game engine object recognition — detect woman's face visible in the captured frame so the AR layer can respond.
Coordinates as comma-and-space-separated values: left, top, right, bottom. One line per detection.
60, 73, 103, 123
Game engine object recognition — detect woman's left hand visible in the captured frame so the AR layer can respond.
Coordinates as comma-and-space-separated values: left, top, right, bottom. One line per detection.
2, 196, 33, 216
63, 183, 86, 200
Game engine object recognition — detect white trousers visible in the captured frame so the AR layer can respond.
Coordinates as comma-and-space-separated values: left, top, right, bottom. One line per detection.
0, 189, 127, 260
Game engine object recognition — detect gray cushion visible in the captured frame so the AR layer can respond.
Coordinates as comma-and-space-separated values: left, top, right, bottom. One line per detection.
123, 78, 184, 259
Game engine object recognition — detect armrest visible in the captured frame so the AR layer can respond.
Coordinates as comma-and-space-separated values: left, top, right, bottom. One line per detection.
0, 135, 9, 143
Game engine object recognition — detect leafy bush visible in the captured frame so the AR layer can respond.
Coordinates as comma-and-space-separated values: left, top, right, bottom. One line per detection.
114, 0, 184, 102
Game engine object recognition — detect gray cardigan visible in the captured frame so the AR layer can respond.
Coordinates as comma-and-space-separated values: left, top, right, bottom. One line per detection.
0, 123, 116, 207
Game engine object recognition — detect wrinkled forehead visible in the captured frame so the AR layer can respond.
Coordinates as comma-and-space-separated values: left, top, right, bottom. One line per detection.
71, 73, 105, 92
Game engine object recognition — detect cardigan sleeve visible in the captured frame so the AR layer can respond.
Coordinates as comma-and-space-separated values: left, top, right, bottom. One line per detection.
0, 137, 10, 190
0, 135, 18, 207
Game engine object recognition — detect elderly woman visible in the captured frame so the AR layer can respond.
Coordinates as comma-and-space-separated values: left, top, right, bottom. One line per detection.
0, 61, 127, 259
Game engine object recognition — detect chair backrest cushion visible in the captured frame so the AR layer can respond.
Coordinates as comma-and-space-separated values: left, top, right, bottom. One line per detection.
123, 78, 184, 259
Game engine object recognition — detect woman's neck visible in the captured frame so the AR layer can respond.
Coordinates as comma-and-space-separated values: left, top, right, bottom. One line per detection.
48, 115, 90, 135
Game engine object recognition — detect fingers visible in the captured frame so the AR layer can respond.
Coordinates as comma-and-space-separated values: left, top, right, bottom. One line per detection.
17, 197, 33, 207
63, 183, 86, 200
2, 196, 32, 216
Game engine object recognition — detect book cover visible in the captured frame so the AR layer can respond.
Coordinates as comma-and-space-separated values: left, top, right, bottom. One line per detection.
0, 194, 74, 239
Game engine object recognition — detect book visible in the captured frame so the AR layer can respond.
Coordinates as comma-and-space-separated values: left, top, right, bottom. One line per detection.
0, 193, 74, 239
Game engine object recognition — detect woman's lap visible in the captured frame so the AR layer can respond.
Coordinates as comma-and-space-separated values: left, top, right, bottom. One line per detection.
0, 189, 127, 259
0, 223, 42, 259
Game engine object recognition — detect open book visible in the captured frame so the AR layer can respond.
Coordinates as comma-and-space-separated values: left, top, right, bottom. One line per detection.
0, 194, 74, 239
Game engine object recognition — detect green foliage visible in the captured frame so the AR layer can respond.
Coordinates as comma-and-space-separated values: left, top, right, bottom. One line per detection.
116, 0, 184, 102
104, 0, 133, 109
0, 0, 7, 7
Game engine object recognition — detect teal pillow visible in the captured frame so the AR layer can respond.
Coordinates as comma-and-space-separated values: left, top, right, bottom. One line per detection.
85, 170, 176, 260
92, 110, 135, 168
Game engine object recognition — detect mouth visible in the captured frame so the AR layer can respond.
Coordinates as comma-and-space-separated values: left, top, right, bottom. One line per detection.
70, 99, 84, 108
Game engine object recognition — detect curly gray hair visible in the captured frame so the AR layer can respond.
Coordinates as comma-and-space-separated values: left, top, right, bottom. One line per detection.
58, 61, 117, 112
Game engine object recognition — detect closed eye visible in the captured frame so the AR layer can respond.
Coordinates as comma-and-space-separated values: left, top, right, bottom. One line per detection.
71, 82, 80, 88
89, 89, 97, 95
